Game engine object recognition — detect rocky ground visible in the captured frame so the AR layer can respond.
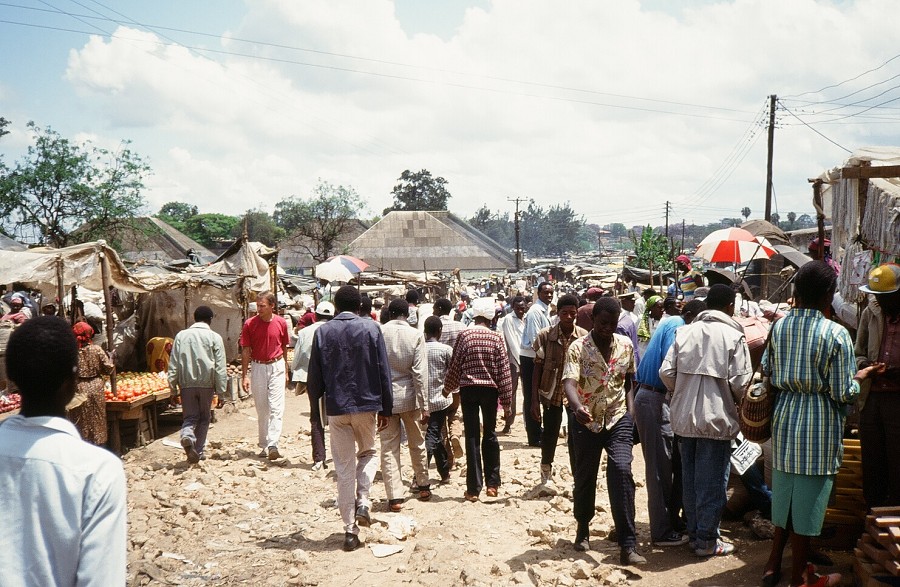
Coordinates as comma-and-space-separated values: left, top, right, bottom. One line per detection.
123, 391, 855, 586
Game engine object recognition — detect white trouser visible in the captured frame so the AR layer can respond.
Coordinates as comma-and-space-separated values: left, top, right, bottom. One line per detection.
329, 412, 378, 534
251, 360, 286, 449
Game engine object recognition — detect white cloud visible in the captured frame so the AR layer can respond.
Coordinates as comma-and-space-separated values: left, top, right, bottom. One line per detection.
52, 0, 900, 228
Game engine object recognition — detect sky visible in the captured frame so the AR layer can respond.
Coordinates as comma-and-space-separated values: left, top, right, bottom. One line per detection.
2, 0, 899, 231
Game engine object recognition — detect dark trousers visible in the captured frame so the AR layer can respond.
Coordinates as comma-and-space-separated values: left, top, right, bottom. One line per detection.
540, 403, 564, 466
181, 386, 214, 455
460, 386, 500, 495
425, 405, 452, 478
518, 355, 543, 445
860, 392, 900, 508
571, 412, 637, 549
307, 390, 326, 463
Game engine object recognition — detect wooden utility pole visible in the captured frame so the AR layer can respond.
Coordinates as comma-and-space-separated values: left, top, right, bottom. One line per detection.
665, 201, 670, 238
508, 197, 526, 270
765, 94, 777, 221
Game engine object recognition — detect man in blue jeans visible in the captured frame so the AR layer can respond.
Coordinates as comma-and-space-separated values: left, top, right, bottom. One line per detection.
660, 284, 752, 557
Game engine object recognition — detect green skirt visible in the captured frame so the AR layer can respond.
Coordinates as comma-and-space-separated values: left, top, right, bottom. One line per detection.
771, 469, 833, 537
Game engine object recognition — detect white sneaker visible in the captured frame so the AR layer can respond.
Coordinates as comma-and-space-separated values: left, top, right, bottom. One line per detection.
312, 461, 324, 471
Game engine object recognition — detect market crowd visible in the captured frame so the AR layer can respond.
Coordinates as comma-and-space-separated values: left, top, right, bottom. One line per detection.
1, 256, 898, 587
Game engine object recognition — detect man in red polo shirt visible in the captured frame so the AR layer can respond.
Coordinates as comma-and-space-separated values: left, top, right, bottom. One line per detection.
241, 291, 291, 460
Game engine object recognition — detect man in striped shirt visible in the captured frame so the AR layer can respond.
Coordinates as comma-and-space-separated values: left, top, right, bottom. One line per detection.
445, 298, 513, 501
423, 316, 454, 483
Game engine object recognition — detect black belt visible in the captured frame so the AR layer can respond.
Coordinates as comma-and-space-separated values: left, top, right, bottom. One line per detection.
639, 383, 667, 394
252, 356, 283, 365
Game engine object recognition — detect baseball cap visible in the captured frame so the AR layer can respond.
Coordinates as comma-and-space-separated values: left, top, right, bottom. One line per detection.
315, 301, 335, 317
585, 287, 603, 300
860, 263, 900, 294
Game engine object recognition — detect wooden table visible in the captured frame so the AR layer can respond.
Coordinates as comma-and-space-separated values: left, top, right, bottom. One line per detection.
106, 393, 157, 455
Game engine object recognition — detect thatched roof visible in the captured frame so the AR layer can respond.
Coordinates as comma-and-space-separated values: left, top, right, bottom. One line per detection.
347, 211, 515, 272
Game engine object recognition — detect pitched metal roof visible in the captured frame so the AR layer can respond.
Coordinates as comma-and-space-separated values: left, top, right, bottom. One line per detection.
347, 210, 515, 272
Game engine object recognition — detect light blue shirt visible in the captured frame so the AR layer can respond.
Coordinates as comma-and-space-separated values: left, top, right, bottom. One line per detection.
520, 299, 550, 359
0, 415, 127, 587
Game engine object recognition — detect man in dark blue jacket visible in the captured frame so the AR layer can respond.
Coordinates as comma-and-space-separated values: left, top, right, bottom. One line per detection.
308, 286, 393, 552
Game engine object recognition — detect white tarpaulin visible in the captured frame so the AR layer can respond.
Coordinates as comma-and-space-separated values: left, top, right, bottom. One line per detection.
0, 241, 148, 293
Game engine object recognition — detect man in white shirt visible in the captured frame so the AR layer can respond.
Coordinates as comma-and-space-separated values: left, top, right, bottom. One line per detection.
498, 295, 526, 434
520, 282, 554, 446
0, 316, 127, 587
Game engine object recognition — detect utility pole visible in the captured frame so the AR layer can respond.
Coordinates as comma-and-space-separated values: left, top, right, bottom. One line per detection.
665, 201, 670, 238
765, 94, 777, 222
508, 197, 526, 271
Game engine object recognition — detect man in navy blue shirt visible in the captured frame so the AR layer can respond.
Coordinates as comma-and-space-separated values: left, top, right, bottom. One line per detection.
308, 286, 393, 552
633, 299, 706, 547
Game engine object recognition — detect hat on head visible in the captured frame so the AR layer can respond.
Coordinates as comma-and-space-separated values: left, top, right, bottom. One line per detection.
693, 286, 710, 300
472, 297, 496, 320
808, 237, 831, 251
315, 301, 335, 317
372, 298, 384, 308
675, 254, 692, 268
585, 287, 603, 300
860, 263, 900, 294
646, 295, 662, 310
618, 291, 638, 300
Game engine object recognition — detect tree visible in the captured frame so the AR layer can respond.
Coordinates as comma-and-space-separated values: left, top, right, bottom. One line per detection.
629, 225, 671, 270
770, 212, 780, 227
157, 202, 198, 231
274, 180, 367, 263
741, 207, 751, 221
606, 223, 627, 238
787, 211, 796, 230
519, 201, 590, 257
184, 213, 239, 248
468, 206, 514, 249
384, 169, 451, 214
0, 122, 149, 248
233, 209, 284, 247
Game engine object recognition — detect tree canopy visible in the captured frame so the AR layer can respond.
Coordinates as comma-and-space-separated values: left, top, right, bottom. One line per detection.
233, 209, 284, 247
0, 121, 149, 248
384, 169, 450, 215
157, 202, 199, 231
629, 225, 671, 270
274, 180, 366, 264
185, 213, 239, 248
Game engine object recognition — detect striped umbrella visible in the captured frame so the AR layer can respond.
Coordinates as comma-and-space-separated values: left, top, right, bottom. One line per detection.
326, 255, 369, 274
695, 228, 777, 264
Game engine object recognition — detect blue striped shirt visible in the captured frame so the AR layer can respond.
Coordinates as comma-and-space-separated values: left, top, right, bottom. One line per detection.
763, 308, 859, 475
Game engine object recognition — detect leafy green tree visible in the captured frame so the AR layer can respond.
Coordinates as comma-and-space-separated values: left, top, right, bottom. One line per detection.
384, 169, 450, 214
157, 202, 198, 231
519, 201, 590, 257
233, 208, 284, 247
770, 212, 780, 227
0, 122, 149, 247
787, 211, 796, 230
741, 206, 751, 220
274, 180, 367, 263
606, 223, 627, 238
468, 206, 514, 249
184, 213, 239, 248
629, 225, 670, 270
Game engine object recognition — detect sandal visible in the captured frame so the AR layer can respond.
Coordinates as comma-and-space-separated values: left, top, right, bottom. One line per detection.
485, 486, 498, 497
803, 564, 840, 587
418, 488, 432, 501
760, 569, 781, 587
463, 492, 478, 502
388, 499, 403, 512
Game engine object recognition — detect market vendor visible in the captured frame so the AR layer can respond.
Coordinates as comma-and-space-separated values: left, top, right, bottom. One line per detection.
1, 294, 30, 324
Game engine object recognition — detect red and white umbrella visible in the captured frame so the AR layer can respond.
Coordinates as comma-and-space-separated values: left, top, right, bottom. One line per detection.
326, 255, 369, 274
695, 228, 777, 264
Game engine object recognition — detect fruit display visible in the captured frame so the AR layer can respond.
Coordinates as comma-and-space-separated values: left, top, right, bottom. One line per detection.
105, 371, 168, 402
0, 393, 21, 414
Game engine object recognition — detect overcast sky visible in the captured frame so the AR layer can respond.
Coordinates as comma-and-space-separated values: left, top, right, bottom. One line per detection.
2, 0, 899, 229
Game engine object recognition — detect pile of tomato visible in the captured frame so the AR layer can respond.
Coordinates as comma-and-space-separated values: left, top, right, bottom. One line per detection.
104, 371, 168, 402
0, 393, 21, 413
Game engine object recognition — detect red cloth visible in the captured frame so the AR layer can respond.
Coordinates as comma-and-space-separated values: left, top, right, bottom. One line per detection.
444, 326, 513, 412
872, 316, 900, 393
240, 315, 290, 362
297, 311, 317, 330
73, 321, 94, 349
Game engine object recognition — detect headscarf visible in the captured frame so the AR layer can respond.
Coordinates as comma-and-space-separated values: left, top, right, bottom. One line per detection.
638, 295, 662, 341
73, 321, 94, 349
675, 254, 692, 270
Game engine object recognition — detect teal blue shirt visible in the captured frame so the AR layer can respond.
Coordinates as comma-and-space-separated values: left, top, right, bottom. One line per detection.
763, 308, 859, 475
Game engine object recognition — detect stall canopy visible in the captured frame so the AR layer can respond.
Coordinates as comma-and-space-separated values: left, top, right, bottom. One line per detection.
0, 241, 148, 293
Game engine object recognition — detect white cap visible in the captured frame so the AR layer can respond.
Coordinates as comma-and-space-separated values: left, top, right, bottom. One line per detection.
315, 301, 335, 317
472, 297, 496, 320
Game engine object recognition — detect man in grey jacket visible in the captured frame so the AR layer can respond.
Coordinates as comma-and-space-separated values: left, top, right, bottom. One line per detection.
659, 284, 751, 558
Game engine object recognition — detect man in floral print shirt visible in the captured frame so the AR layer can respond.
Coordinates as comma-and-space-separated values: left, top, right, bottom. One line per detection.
562, 296, 646, 566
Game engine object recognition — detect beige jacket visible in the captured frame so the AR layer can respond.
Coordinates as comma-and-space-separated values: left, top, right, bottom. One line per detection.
854, 298, 884, 411
659, 310, 752, 440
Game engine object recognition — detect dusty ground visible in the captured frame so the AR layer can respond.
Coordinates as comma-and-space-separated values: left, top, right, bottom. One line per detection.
123, 391, 855, 586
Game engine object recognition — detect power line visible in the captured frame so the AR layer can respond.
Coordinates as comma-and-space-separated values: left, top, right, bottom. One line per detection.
777, 101, 851, 153
782, 52, 900, 99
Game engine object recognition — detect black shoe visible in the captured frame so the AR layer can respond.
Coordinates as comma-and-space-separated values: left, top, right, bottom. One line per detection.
760, 570, 781, 587
267, 446, 281, 460
355, 505, 371, 528
342, 532, 361, 552
574, 521, 590, 552
620, 547, 647, 566
181, 437, 199, 464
